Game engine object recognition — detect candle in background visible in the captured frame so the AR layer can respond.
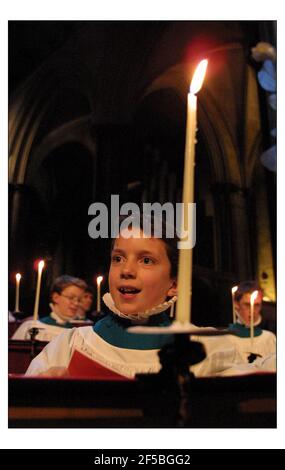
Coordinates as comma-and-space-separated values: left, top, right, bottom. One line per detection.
96, 276, 103, 312
250, 290, 258, 344
176, 59, 208, 324
15, 273, 21, 312
231, 285, 238, 323
33, 260, 45, 321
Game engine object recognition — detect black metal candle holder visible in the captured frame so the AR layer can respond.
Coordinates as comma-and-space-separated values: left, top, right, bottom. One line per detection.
135, 332, 206, 427
158, 333, 206, 426
28, 327, 40, 358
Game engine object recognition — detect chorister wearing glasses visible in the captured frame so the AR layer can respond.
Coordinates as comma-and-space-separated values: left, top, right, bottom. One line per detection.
12, 275, 89, 342
60, 294, 83, 304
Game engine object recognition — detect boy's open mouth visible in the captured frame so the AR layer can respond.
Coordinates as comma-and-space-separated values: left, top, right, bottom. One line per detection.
118, 286, 141, 295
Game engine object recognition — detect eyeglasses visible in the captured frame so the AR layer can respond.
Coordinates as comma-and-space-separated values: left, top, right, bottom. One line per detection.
60, 294, 83, 303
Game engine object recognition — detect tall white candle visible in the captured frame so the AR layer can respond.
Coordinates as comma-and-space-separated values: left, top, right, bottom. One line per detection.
96, 276, 103, 312
15, 273, 21, 312
231, 285, 238, 323
176, 59, 208, 324
33, 260, 45, 321
250, 290, 258, 344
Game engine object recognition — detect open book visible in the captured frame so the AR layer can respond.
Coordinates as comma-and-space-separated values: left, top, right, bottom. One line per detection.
67, 349, 134, 381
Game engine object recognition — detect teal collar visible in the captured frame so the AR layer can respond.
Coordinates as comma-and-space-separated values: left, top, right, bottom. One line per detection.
40, 316, 73, 329
229, 322, 263, 338
93, 312, 174, 350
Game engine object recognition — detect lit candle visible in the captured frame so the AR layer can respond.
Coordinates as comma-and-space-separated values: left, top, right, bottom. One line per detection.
176, 59, 208, 324
15, 273, 21, 312
33, 260, 45, 321
231, 285, 238, 323
250, 290, 258, 344
96, 276, 103, 312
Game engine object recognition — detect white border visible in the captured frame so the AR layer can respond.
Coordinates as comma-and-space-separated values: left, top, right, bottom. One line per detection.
1, 0, 284, 451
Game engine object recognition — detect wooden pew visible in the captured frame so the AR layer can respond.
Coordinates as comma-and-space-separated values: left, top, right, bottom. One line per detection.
8, 372, 276, 428
8, 340, 48, 374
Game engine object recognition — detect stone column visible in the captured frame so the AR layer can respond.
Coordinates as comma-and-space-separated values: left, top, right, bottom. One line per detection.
229, 187, 252, 280
254, 167, 276, 301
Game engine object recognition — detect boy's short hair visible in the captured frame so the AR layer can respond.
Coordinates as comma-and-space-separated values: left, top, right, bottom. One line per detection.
234, 280, 263, 302
50, 275, 87, 299
110, 213, 179, 279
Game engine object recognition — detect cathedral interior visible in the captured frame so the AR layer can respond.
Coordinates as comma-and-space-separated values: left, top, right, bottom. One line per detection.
9, 20, 276, 327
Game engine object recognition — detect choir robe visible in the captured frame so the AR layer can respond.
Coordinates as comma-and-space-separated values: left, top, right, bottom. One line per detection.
25, 313, 276, 378
191, 324, 276, 377
12, 312, 73, 342
25, 312, 173, 377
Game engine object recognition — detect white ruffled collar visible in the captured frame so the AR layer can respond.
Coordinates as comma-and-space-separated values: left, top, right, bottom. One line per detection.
102, 292, 177, 322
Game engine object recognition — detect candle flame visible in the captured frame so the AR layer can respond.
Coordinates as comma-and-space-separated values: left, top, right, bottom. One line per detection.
97, 275, 103, 286
38, 260, 45, 271
16, 273, 21, 282
250, 290, 259, 306
231, 285, 238, 295
190, 59, 208, 95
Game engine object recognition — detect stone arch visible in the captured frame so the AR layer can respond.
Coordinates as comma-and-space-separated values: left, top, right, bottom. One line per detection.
141, 58, 243, 188
32, 141, 95, 279
9, 57, 94, 184
25, 116, 97, 210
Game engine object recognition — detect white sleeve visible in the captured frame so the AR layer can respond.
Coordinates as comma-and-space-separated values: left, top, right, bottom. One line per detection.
252, 353, 276, 372
12, 320, 34, 340
25, 328, 77, 375
11, 320, 67, 342
262, 330, 276, 356
190, 335, 244, 377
